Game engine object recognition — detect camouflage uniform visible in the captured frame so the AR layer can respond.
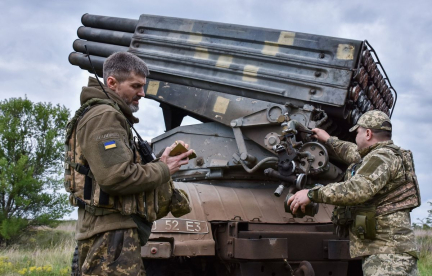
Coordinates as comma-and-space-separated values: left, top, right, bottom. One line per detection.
78, 229, 144, 276
308, 110, 419, 275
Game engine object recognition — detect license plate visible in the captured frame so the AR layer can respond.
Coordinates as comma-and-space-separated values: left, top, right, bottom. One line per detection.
152, 218, 209, 234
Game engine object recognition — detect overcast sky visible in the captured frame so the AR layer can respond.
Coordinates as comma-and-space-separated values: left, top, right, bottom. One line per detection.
1, 0, 431, 222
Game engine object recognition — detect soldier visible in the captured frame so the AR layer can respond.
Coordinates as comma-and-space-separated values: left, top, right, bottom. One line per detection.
65, 52, 193, 275
288, 110, 420, 276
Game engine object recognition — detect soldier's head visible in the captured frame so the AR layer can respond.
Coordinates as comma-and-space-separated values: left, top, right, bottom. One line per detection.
103, 52, 149, 113
349, 110, 392, 150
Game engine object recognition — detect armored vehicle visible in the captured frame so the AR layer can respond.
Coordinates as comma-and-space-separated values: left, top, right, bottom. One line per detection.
69, 13, 397, 276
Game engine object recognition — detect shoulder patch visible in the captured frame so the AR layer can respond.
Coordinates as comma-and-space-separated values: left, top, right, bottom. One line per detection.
104, 140, 117, 150
357, 156, 385, 176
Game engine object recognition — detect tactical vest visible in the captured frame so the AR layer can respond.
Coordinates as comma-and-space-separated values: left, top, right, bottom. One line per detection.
64, 98, 146, 217
374, 144, 421, 216
333, 144, 420, 240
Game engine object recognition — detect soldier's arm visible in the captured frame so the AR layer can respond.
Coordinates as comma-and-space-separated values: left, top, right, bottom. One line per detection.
309, 150, 394, 205
325, 137, 361, 165
77, 106, 171, 196
312, 128, 360, 165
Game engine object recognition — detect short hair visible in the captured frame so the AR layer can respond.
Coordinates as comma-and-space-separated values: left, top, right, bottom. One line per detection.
371, 122, 392, 140
103, 52, 149, 84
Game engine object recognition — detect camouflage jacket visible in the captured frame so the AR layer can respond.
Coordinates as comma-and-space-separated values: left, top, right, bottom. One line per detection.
311, 137, 418, 258
75, 77, 173, 241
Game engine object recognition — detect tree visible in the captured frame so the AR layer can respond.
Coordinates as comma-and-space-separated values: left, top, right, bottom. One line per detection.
413, 201, 432, 230
0, 97, 72, 243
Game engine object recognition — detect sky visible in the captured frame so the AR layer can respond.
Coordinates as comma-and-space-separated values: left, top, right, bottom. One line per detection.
1, 0, 431, 223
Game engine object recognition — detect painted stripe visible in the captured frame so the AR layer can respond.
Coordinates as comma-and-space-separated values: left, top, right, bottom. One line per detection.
336, 44, 355, 60
215, 55, 233, 68
194, 47, 209, 60
188, 33, 203, 44
146, 81, 160, 96
277, 31, 295, 46
213, 96, 230, 114
242, 65, 259, 82
262, 41, 279, 56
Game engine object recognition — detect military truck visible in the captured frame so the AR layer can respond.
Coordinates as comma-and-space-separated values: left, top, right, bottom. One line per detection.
69, 13, 397, 276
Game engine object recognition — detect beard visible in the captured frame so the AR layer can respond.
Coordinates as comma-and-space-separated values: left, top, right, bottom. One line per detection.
122, 96, 140, 113
129, 103, 139, 113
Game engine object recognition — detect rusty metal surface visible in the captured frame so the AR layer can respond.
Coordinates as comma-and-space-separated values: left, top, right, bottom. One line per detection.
141, 241, 172, 258
170, 182, 332, 224
233, 238, 288, 260
148, 181, 215, 256
148, 181, 335, 257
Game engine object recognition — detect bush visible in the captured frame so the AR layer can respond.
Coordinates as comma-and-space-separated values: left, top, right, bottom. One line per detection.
0, 97, 72, 243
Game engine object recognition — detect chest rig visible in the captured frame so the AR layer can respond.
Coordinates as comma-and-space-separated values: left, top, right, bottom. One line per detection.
332, 144, 420, 240
63, 98, 145, 217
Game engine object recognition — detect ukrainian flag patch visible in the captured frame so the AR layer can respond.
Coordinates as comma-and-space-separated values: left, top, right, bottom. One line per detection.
104, 140, 117, 150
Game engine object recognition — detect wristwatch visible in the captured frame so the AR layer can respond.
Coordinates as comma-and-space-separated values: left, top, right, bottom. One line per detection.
307, 189, 314, 200
307, 185, 323, 202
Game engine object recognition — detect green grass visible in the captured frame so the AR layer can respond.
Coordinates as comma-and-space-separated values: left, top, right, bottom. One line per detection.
0, 221, 76, 275
416, 229, 432, 276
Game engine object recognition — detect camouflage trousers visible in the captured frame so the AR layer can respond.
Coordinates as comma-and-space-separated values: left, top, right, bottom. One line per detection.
362, 253, 418, 276
78, 228, 145, 276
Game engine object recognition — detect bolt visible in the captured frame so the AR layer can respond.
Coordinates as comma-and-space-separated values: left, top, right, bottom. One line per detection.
196, 157, 204, 166
310, 89, 316, 95
319, 53, 325, 59
150, 247, 158, 254
268, 136, 277, 145
230, 121, 237, 127
315, 71, 322, 77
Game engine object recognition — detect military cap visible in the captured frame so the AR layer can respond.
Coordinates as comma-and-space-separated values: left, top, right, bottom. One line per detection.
349, 110, 392, 132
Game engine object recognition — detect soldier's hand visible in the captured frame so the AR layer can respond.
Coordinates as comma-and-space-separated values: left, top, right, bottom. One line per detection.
312, 128, 330, 143
160, 141, 194, 175
287, 189, 311, 214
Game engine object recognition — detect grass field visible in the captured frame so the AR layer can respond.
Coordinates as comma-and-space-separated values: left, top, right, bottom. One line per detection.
0, 222, 431, 275
0, 222, 75, 276
415, 229, 432, 275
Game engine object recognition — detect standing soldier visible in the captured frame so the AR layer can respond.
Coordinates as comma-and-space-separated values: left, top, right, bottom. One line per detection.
288, 110, 420, 276
65, 52, 193, 275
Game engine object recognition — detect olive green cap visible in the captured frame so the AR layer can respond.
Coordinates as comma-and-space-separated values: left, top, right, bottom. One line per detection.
349, 110, 392, 132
